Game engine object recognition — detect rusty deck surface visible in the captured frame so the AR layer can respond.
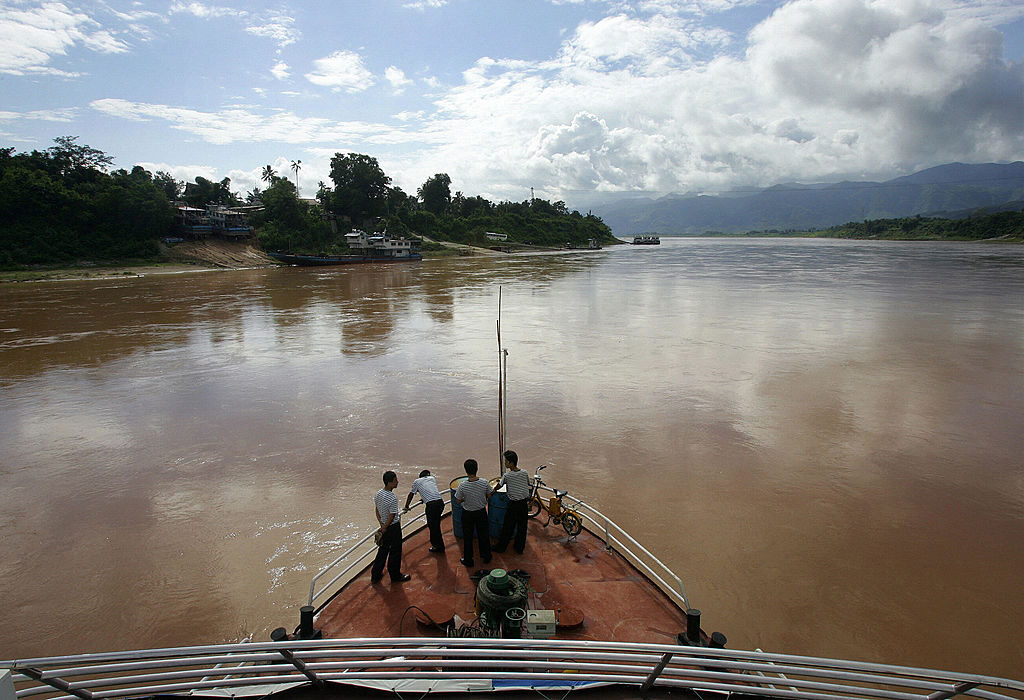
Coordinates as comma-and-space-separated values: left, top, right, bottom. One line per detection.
314, 513, 688, 644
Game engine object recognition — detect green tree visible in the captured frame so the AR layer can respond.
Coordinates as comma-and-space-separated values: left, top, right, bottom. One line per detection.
327, 153, 391, 227
153, 170, 182, 200
418, 173, 451, 215
183, 176, 239, 207
46, 136, 113, 177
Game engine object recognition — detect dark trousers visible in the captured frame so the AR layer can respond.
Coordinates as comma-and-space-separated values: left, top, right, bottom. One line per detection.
461, 507, 491, 565
371, 522, 403, 580
497, 498, 528, 553
425, 499, 445, 550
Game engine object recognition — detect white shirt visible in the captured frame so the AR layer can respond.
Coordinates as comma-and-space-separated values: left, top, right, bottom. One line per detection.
409, 475, 443, 503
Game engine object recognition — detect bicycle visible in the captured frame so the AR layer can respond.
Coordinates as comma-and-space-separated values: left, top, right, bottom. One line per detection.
526, 465, 583, 538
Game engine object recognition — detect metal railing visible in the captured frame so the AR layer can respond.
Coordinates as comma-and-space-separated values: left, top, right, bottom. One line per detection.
307, 483, 687, 612
4, 638, 1022, 700
307, 494, 452, 608
534, 482, 691, 610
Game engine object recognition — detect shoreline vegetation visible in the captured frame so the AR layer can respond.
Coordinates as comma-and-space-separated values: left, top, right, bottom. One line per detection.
2, 138, 1021, 283
0, 139, 617, 279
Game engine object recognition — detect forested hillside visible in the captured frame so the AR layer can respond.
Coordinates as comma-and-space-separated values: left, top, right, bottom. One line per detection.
595, 162, 1024, 235
0, 138, 174, 265
0, 140, 616, 267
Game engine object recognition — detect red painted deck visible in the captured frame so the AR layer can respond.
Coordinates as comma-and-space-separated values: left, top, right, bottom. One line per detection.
314, 513, 689, 644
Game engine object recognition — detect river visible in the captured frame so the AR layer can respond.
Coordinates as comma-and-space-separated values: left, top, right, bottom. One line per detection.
1, 238, 1022, 677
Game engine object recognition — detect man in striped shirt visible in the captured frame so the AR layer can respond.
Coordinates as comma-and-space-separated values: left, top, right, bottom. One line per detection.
404, 469, 445, 553
371, 470, 411, 583
454, 459, 492, 567
494, 450, 531, 554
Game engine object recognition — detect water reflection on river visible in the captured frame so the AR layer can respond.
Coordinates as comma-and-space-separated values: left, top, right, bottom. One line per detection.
1, 238, 1022, 676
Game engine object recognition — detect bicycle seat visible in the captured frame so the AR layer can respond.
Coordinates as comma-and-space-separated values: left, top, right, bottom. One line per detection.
554, 489, 568, 498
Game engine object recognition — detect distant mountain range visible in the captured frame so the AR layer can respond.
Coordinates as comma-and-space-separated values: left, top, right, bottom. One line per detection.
586, 162, 1024, 236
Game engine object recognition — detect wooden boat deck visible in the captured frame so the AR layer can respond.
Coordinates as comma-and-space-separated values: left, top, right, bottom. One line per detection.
314, 513, 689, 644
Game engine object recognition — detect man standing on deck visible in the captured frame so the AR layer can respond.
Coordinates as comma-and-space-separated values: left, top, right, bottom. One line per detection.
371, 470, 411, 583
493, 450, 530, 554
404, 469, 446, 553
455, 459, 492, 567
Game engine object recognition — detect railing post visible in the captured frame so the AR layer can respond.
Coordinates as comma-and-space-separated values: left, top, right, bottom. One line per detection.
2, 669, 16, 700
13, 667, 94, 700
927, 682, 980, 700
640, 652, 674, 692
270, 629, 323, 687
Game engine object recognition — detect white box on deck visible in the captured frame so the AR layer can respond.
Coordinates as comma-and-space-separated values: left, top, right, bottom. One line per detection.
526, 609, 557, 638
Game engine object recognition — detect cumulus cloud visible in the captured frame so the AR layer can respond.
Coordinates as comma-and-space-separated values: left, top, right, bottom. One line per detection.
305, 50, 374, 92
396, 0, 1024, 198
0, 2, 129, 76
385, 66, 413, 92
270, 61, 290, 80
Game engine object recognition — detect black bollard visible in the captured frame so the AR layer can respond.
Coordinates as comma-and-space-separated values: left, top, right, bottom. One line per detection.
299, 606, 315, 639
685, 608, 701, 644
270, 627, 289, 642
710, 632, 727, 649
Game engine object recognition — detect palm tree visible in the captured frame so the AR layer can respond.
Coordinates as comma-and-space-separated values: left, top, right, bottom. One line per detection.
261, 164, 277, 183
291, 159, 302, 196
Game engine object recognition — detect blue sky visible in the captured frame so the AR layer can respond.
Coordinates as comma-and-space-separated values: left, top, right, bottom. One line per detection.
2, 0, 1022, 207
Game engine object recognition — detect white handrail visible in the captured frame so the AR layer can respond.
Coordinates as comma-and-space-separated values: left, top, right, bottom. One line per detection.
4, 638, 1022, 700
306, 484, 689, 612
307, 495, 451, 607
531, 482, 690, 609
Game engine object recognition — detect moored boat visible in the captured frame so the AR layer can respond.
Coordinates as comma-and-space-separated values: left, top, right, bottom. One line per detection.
271, 230, 422, 265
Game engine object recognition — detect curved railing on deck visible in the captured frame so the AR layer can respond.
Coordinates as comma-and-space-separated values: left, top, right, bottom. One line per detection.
533, 482, 691, 610
307, 493, 454, 609
4, 638, 1023, 700
306, 484, 686, 612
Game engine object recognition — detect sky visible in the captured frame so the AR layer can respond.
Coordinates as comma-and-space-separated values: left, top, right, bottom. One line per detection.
1, 0, 1023, 208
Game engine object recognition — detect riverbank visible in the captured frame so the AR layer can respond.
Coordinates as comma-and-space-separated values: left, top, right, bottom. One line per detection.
0, 240, 275, 283
0, 237, 580, 283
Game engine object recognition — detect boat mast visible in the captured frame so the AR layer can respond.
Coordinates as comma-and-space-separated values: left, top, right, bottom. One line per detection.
497, 287, 508, 475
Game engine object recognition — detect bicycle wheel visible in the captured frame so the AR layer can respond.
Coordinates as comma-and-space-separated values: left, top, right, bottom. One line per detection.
561, 511, 582, 537
527, 497, 542, 518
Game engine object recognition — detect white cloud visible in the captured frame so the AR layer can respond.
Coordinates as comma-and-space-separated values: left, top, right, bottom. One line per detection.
0, 2, 127, 76
0, 107, 77, 122
305, 50, 375, 92
168, 2, 244, 20
246, 11, 300, 48
385, 65, 413, 92
393, 0, 1024, 198
135, 161, 218, 183
403, 0, 448, 9
270, 61, 290, 80
88, 98, 427, 146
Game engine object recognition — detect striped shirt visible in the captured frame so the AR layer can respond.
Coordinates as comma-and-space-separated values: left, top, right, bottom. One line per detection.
456, 478, 492, 511
374, 488, 400, 527
409, 475, 443, 503
498, 469, 531, 501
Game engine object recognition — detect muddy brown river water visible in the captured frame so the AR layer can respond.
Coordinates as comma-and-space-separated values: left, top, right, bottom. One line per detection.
1, 238, 1022, 677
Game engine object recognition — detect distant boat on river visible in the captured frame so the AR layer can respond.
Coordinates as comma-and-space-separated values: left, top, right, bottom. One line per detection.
631, 234, 660, 245
270, 229, 422, 266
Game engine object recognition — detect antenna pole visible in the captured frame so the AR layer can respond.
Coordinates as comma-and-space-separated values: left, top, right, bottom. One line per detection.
497, 287, 506, 475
